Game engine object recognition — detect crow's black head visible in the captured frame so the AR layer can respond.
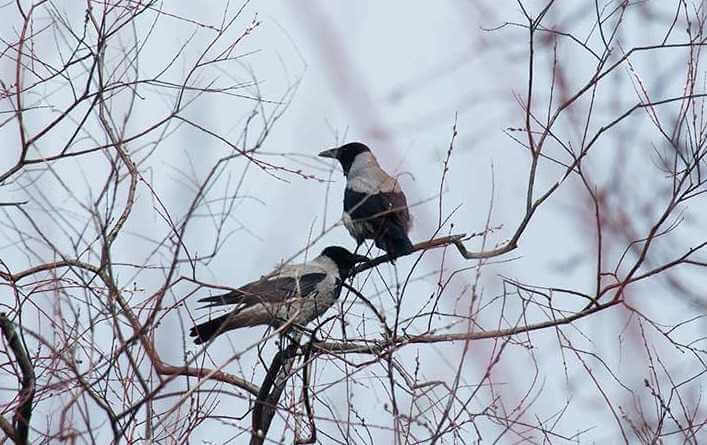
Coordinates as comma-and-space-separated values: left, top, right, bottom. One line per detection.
318, 142, 371, 176
321, 246, 368, 278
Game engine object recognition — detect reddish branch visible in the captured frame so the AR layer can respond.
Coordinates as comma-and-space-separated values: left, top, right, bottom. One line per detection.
352, 232, 525, 275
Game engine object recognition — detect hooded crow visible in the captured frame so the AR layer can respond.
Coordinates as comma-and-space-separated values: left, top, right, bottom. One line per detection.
319, 142, 413, 258
189, 246, 368, 344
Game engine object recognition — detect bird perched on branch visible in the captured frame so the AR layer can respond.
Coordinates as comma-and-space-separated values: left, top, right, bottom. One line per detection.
319, 142, 413, 258
189, 246, 368, 344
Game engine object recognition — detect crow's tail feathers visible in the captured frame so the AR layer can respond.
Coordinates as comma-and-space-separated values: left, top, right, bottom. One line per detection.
377, 229, 414, 259
189, 314, 230, 345
190, 310, 273, 345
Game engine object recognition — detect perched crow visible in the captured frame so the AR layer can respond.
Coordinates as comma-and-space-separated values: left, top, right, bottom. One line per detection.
319, 142, 413, 258
190, 246, 368, 344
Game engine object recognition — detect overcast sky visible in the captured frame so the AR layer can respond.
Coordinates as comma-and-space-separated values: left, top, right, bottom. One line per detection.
1, 1, 705, 443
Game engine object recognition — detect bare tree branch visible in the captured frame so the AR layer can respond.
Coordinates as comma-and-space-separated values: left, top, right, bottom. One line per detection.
0, 313, 35, 445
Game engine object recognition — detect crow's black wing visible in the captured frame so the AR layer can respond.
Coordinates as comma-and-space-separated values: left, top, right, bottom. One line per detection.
197, 273, 326, 308
344, 189, 410, 232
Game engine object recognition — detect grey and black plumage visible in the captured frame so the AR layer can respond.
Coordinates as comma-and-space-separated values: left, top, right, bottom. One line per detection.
189, 246, 368, 344
319, 142, 413, 258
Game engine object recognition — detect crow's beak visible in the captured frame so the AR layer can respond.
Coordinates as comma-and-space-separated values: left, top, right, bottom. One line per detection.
352, 253, 370, 264
343, 253, 370, 279
318, 147, 339, 159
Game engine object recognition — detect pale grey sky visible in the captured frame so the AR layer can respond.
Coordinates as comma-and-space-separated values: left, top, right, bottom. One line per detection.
1, 1, 704, 444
